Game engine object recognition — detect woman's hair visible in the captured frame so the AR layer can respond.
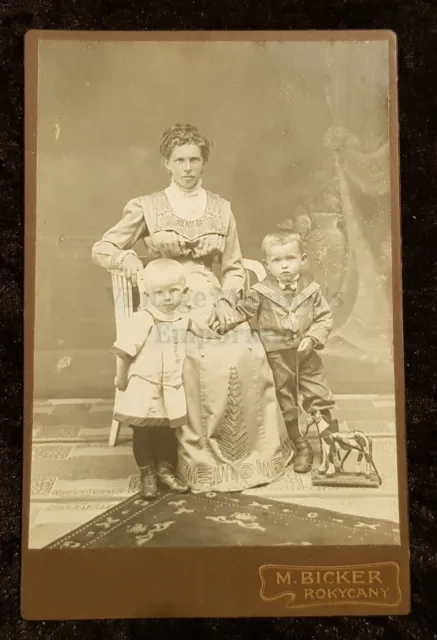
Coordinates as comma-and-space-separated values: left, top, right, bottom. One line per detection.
261, 231, 304, 258
160, 124, 211, 162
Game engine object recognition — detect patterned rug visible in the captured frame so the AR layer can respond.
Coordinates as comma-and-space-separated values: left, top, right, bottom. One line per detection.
46, 490, 400, 548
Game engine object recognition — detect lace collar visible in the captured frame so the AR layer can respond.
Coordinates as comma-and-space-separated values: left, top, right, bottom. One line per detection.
167, 178, 204, 200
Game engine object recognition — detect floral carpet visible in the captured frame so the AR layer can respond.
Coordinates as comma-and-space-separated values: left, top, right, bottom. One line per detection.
46, 490, 400, 549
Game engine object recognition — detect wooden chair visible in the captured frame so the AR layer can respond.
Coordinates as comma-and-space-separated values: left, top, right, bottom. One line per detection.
108, 258, 267, 446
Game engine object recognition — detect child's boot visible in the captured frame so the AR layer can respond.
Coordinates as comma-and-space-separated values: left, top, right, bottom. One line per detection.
139, 464, 158, 500
156, 462, 188, 493
286, 419, 314, 474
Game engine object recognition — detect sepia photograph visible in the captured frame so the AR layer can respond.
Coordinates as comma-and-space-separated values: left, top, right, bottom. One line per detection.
27, 35, 401, 550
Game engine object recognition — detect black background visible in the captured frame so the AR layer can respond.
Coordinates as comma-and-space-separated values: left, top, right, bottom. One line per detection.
1, 1, 436, 638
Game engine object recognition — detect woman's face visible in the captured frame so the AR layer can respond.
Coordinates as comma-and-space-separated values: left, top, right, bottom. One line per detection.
165, 144, 204, 189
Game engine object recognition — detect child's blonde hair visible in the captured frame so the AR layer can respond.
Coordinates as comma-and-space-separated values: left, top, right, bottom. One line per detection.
261, 231, 304, 258
142, 259, 186, 292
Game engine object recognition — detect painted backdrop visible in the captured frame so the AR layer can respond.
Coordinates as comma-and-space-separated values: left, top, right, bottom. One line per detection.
33, 39, 393, 397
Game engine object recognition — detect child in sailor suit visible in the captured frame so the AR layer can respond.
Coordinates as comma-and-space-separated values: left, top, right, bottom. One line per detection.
225, 231, 337, 474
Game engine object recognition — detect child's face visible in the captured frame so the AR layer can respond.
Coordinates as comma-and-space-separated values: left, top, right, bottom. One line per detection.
146, 276, 186, 314
264, 241, 306, 283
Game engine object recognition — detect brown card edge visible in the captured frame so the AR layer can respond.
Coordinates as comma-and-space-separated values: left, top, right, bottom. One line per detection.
21, 29, 410, 620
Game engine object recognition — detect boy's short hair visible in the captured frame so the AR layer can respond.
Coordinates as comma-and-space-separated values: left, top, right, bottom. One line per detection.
261, 231, 304, 258
142, 259, 186, 290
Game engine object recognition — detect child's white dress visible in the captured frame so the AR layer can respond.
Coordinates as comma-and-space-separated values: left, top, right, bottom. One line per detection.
112, 308, 190, 428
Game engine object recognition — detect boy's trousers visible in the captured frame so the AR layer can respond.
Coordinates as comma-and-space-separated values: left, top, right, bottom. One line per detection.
266, 348, 335, 425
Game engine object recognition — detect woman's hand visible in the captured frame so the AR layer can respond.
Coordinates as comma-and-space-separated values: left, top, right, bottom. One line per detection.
121, 254, 144, 286
208, 300, 237, 334
189, 320, 220, 341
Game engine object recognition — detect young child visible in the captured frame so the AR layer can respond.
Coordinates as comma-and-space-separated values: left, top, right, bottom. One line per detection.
112, 258, 217, 500
223, 231, 338, 474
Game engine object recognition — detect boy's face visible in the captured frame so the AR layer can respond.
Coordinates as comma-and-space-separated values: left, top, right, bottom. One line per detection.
264, 241, 306, 283
146, 275, 186, 314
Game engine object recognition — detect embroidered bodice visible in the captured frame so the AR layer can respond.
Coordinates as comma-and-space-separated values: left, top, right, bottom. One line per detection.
139, 186, 228, 263
91, 181, 247, 305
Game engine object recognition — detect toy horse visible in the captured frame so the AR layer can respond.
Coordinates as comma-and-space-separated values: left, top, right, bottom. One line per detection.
294, 351, 382, 488
307, 411, 382, 487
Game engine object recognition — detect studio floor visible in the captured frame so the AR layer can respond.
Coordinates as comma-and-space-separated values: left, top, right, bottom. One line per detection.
28, 395, 400, 549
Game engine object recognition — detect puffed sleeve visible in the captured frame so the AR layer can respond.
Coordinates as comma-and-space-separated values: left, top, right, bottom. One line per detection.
219, 203, 247, 306
91, 198, 148, 270
111, 311, 153, 360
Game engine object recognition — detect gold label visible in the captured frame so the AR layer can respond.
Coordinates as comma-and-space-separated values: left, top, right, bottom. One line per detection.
259, 562, 401, 609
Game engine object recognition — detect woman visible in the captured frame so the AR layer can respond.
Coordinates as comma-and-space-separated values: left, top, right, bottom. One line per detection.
92, 124, 297, 493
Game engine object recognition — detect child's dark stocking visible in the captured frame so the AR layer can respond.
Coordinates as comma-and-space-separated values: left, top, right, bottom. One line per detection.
132, 427, 158, 500
150, 429, 188, 493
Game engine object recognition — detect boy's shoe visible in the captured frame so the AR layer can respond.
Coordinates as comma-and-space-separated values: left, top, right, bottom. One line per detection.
293, 438, 314, 474
286, 419, 314, 473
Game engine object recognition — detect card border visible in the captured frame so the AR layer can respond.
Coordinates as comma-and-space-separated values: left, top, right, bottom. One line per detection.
22, 29, 409, 619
